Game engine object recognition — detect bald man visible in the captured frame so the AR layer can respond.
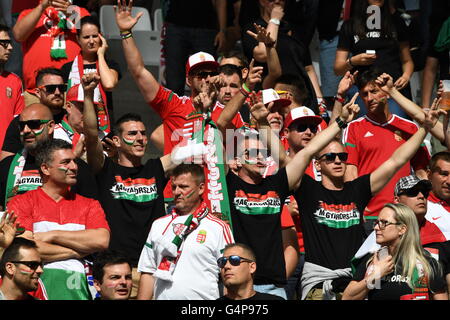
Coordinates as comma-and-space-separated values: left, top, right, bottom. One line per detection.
0, 104, 98, 209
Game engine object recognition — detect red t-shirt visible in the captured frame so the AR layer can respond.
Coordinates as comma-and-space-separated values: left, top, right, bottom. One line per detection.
7, 188, 110, 233
150, 85, 244, 200
343, 115, 430, 217
12, 0, 39, 15
0, 71, 24, 149
18, 7, 90, 89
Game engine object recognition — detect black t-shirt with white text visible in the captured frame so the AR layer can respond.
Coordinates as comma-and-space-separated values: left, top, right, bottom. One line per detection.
226, 168, 290, 286
295, 174, 371, 270
96, 157, 168, 266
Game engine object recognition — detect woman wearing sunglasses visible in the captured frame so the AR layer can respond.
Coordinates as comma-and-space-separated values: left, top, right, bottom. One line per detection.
342, 203, 447, 300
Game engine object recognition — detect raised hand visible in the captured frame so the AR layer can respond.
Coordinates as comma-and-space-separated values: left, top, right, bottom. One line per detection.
81, 72, 101, 96
250, 101, 271, 126
193, 79, 217, 113
0, 211, 18, 248
245, 59, 263, 91
114, 0, 144, 32
337, 70, 358, 96
246, 24, 276, 48
424, 97, 445, 131
375, 73, 395, 95
394, 75, 409, 90
97, 34, 109, 56
339, 92, 360, 123
270, 4, 284, 20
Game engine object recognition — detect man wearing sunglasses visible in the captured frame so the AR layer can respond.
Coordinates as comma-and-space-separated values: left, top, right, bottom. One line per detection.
1, 68, 68, 162
0, 237, 43, 300
217, 243, 283, 300
0, 103, 98, 210
0, 24, 25, 153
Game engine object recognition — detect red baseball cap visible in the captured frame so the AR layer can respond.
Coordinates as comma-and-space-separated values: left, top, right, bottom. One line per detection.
185, 51, 219, 76
284, 106, 322, 128
66, 84, 101, 104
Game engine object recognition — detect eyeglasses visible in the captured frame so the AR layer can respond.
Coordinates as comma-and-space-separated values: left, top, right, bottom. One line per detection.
217, 255, 254, 268
397, 187, 430, 198
19, 119, 51, 131
38, 84, 67, 94
0, 39, 12, 49
290, 123, 318, 133
194, 71, 219, 79
244, 148, 270, 158
373, 219, 402, 230
10, 260, 43, 270
317, 152, 348, 162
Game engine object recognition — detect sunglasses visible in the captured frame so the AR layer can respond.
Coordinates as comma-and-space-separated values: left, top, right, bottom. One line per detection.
397, 187, 430, 198
373, 219, 402, 230
290, 123, 318, 133
194, 71, 219, 79
0, 39, 12, 49
18, 119, 51, 131
217, 255, 254, 268
38, 84, 67, 94
10, 260, 44, 270
318, 152, 348, 162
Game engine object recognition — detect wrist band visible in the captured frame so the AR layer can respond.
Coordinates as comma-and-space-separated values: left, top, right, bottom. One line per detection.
336, 117, 348, 129
242, 83, 252, 94
269, 18, 280, 26
334, 95, 346, 104
120, 30, 132, 39
240, 87, 250, 98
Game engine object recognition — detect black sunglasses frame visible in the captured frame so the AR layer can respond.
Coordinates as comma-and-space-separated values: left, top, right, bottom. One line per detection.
318, 152, 348, 162
217, 255, 254, 268
18, 119, 51, 131
194, 71, 219, 79
10, 260, 44, 270
397, 187, 430, 198
0, 39, 12, 48
39, 84, 67, 94
290, 123, 318, 133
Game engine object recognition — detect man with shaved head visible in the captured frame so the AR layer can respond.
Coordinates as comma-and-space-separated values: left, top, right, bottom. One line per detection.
0, 104, 97, 209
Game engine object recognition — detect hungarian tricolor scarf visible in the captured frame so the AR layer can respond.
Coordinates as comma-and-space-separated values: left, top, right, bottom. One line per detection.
60, 115, 82, 151
46, 7, 77, 59
153, 202, 209, 282
185, 111, 233, 230
5, 149, 27, 206
67, 54, 111, 136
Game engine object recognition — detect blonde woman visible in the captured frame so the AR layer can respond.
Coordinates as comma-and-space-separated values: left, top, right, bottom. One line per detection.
342, 203, 448, 300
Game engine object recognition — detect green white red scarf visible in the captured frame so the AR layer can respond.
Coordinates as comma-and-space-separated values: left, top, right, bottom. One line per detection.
185, 111, 233, 230
5, 149, 27, 206
46, 7, 77, 59
153, 202, 209, 282
67, 54, 111, 135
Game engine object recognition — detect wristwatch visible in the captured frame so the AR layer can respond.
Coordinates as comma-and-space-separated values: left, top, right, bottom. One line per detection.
336, 117, 348, 129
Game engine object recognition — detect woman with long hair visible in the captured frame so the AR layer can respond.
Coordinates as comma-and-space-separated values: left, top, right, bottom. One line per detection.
334, 0, 414, 118
342, 203, 447, 300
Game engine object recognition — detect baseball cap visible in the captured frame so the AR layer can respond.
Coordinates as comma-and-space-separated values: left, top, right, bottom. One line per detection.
394, 175, 432, 196
284, 106, 322, 128
66, 84, 102, 105
185, 52, 219, 76
262, 89, 291, 112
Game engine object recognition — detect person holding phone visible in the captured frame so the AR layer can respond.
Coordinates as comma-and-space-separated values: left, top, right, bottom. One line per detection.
342, 203, 448, 300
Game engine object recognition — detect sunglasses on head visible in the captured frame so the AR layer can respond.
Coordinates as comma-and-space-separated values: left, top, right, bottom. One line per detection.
10, 260, 43, 270
18, 119, 51, 131
398, 187, 430, 198
38, 84, 67, 94
290, 123, 318, 133
217, 255, 254, 268
318, 152, 348, 162
0, 39, 12, 48
194, 71, 219, 79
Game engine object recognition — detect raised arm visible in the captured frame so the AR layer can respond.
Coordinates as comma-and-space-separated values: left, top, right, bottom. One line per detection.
97, 34, 119, 91
252, 5, 283, 62
114, 0, 160, 103
82, 73, 105, 174
0, 211, 18, 248
13, 0, 51, 42
213, 0, 227, 53
286, 93, 360, 190
370, 105, 443, 195
330, 70, 358, 125
246, 24, 281, 89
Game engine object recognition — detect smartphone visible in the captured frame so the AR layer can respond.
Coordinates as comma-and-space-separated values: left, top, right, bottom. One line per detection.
366, 50, 376, 55
377, 246, 389, 260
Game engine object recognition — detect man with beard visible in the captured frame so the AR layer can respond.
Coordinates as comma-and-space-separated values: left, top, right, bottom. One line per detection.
0, 238, 43, 300
1, 68, 68, 161
0, 103, 98, 209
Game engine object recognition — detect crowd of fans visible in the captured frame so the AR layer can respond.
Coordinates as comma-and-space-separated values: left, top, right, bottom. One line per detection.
0, 0, 449, 301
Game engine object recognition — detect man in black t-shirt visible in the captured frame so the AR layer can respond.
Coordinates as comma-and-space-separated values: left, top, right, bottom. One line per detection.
226, 95, 360, 299
217, 243, 284, 301
0, 68, 67, 161
0, 103, 97, 209
294, 109, 441, 300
